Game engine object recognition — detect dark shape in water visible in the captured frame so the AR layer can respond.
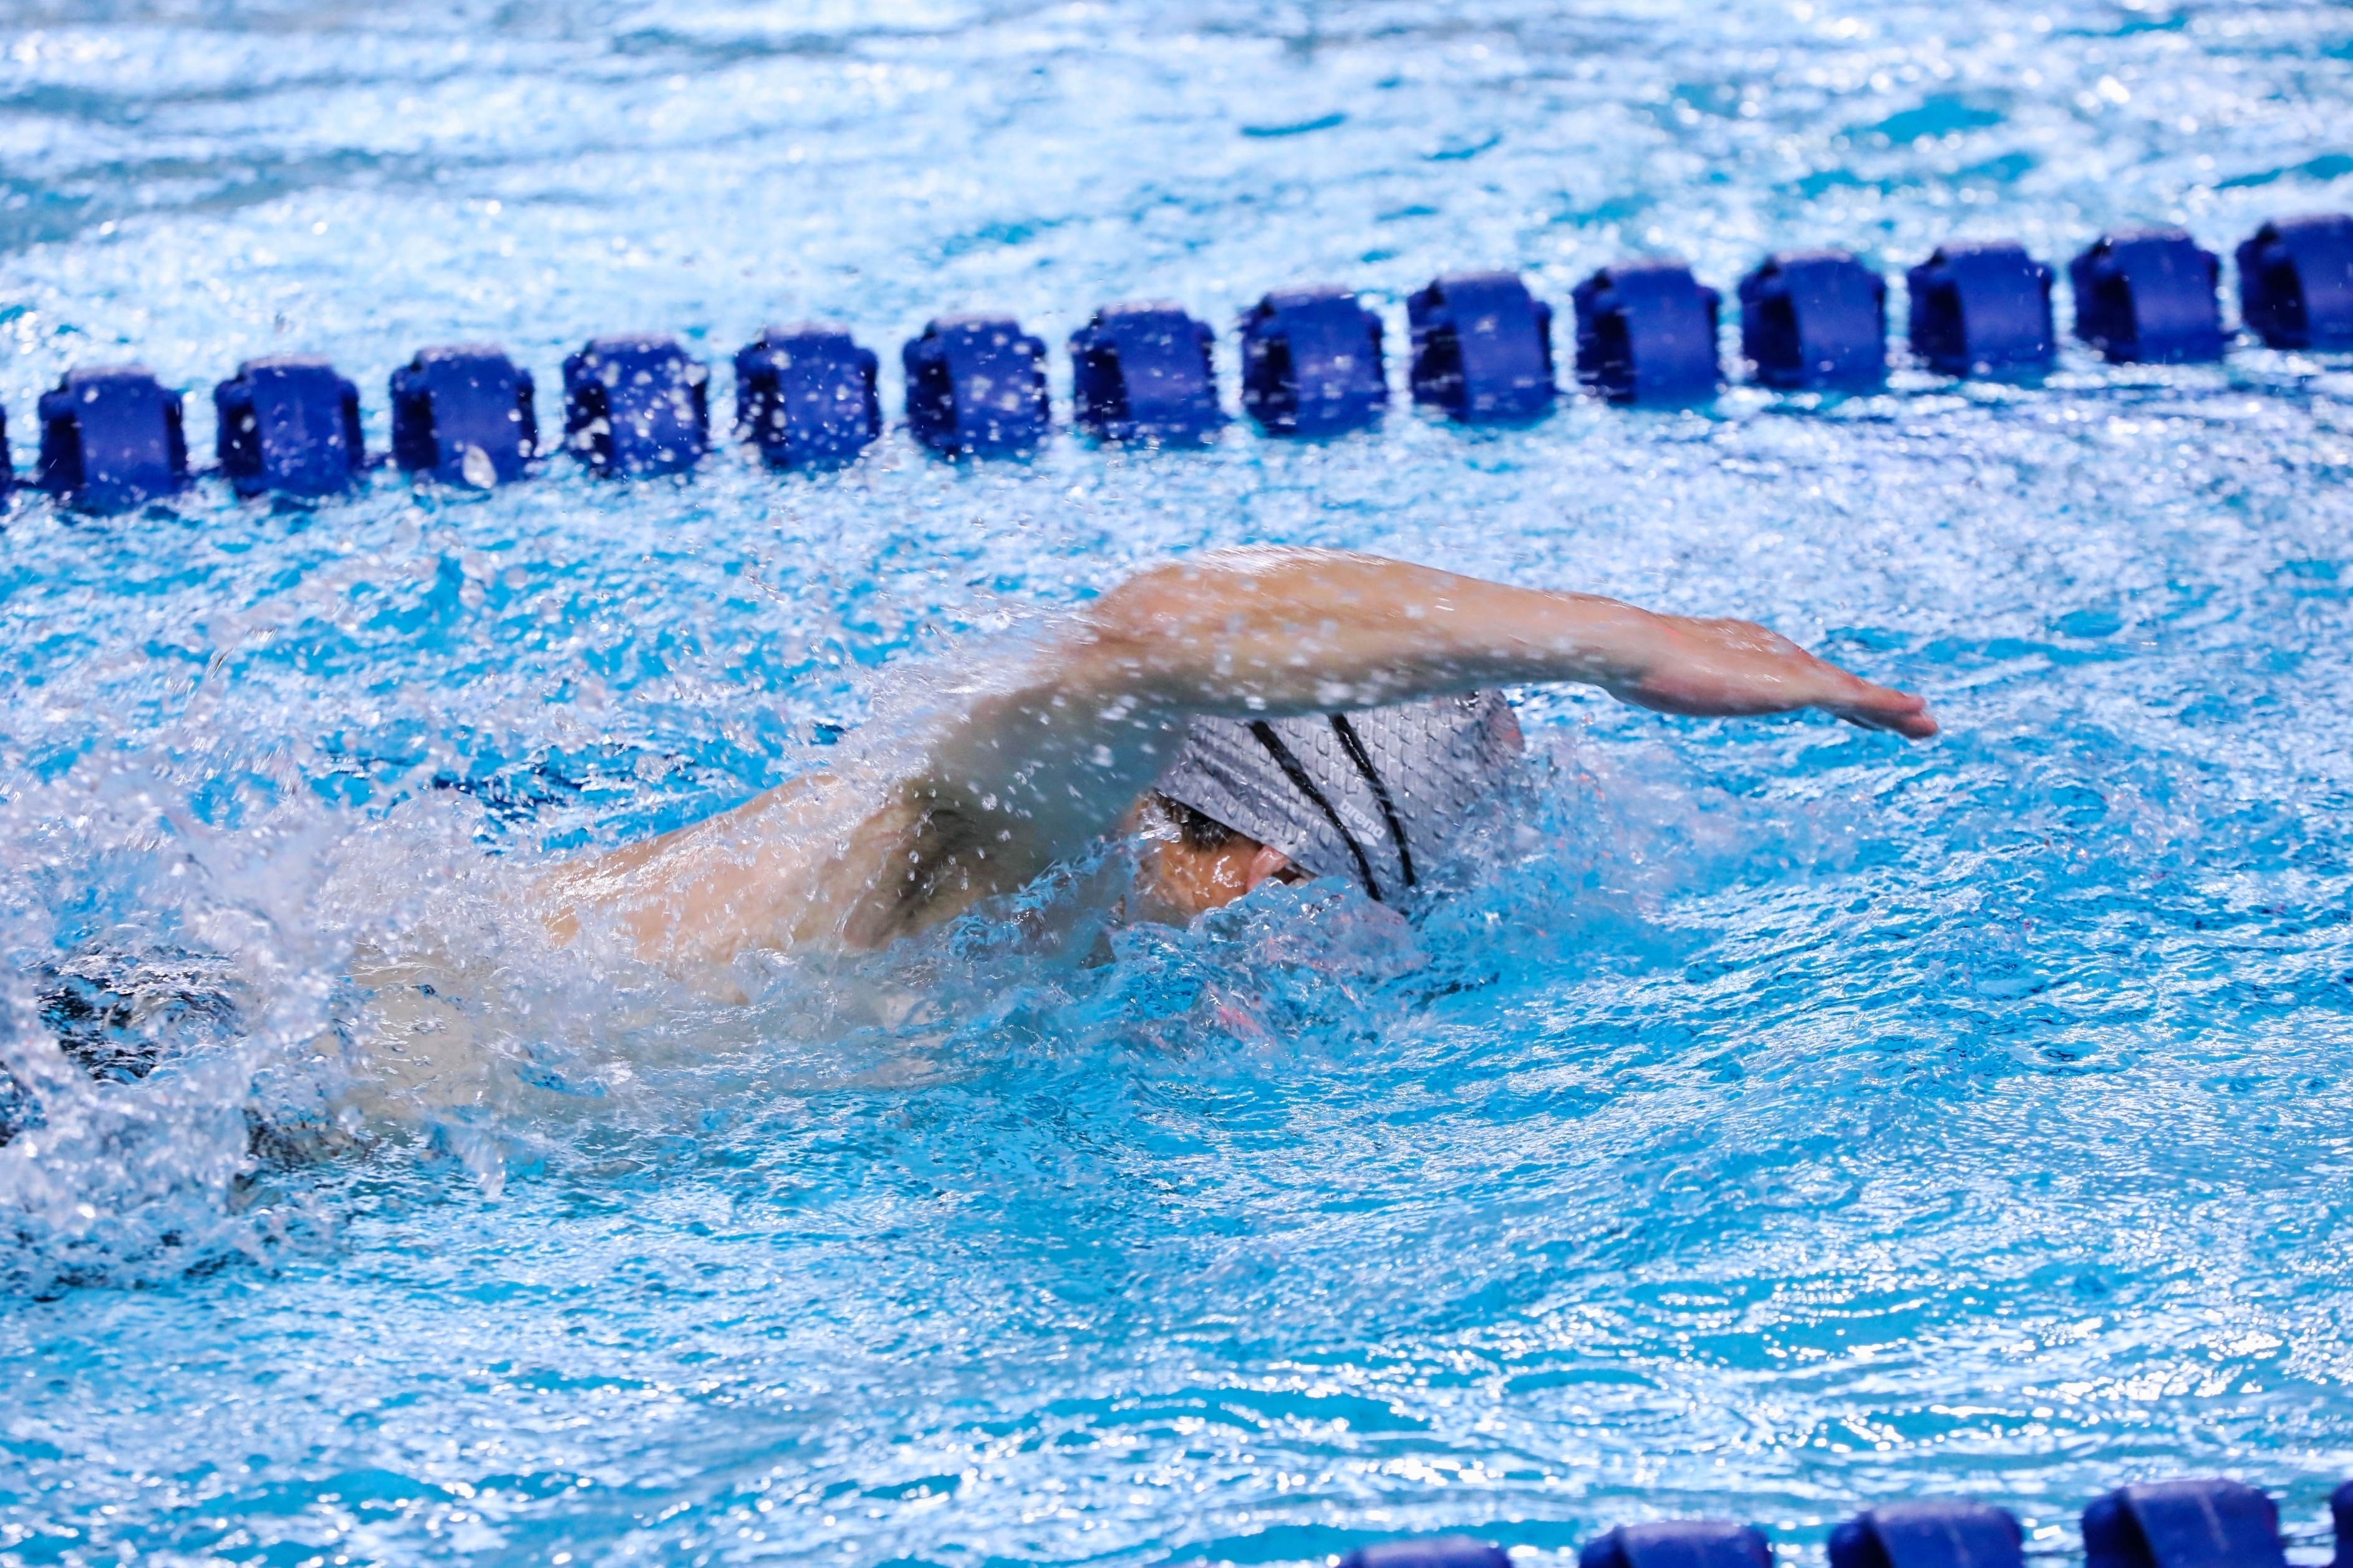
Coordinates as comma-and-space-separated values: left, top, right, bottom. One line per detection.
2, 946, 247, 1150
8, 946, 356, 1168
37, 945, 248, 1085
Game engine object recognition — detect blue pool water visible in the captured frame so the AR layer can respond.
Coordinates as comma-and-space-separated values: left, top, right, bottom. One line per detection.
4, 1, 2353, 1564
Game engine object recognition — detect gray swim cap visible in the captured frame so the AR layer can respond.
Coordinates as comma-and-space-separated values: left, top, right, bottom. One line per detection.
1151, 691, 1522, 902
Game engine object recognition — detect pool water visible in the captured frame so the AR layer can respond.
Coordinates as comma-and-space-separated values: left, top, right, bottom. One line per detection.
4, 1, 2353, 1564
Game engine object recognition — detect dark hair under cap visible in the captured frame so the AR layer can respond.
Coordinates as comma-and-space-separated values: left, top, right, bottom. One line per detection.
1150, 691, 1522, 902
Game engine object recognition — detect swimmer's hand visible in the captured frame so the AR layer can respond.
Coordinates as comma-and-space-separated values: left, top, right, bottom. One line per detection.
1614, 615, 1940, 739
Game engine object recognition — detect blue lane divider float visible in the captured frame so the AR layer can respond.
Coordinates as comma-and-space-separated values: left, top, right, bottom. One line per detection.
9, 211, 2351, 507
1239, 285, 1388, 436
1293, 1475, 2347, 1568
2070, 228, 2225, 364
1573, 258, 1721, 403
562, 334, 709, 477
1831, 1501, 2024, 1568
1406, 271, 1556, 420
37, 365, 188, 515
904, 315, 1051, 457
1583, 1519, 1776, 1568
1070, 302, 1224, 444
1906, 239, 2057, 377
2237, 213, 2353, 350
389, 344, 537, 488
213, 356, 363, 498
732, 325, 881, 469
1739, 249, 1888, 390
1338, 1536, 1512, 1568
2084, 1478, 2287, 1568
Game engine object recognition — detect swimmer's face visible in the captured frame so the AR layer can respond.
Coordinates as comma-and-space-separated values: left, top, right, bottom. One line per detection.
1126, 796, 1303, 923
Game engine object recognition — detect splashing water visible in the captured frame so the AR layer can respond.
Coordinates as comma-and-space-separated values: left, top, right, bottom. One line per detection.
3, 1, 2353, 1564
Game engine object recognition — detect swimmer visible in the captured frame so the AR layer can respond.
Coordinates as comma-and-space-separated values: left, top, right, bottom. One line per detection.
3, 548, 1936, 1150
542, 549, 1935, 971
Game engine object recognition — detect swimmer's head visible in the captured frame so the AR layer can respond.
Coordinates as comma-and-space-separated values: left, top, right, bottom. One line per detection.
1128, 791, 1306, 922
1132, 691, 1522, 920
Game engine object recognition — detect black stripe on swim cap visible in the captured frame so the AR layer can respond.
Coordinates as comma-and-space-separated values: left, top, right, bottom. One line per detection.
1329, 713, 1417, 890
1246, 720, 1384, 902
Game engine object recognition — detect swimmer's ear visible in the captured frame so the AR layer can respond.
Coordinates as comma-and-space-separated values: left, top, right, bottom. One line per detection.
1242, 844, 1295, 893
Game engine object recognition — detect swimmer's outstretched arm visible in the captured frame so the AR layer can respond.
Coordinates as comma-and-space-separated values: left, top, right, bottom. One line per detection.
1075, 549, 1936, 734
545, 549, 1934, 969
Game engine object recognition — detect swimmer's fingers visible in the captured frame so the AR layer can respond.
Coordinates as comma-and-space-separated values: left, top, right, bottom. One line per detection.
1825, 681, 1939, 739
1795, 633, 1938, 736
1742, 622, 1940, 739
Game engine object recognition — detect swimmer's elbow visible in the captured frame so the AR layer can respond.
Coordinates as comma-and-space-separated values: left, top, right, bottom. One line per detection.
1082, 551, 1331, 655
1085, 562, 1215, 638
1071, 566, 1215, 683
